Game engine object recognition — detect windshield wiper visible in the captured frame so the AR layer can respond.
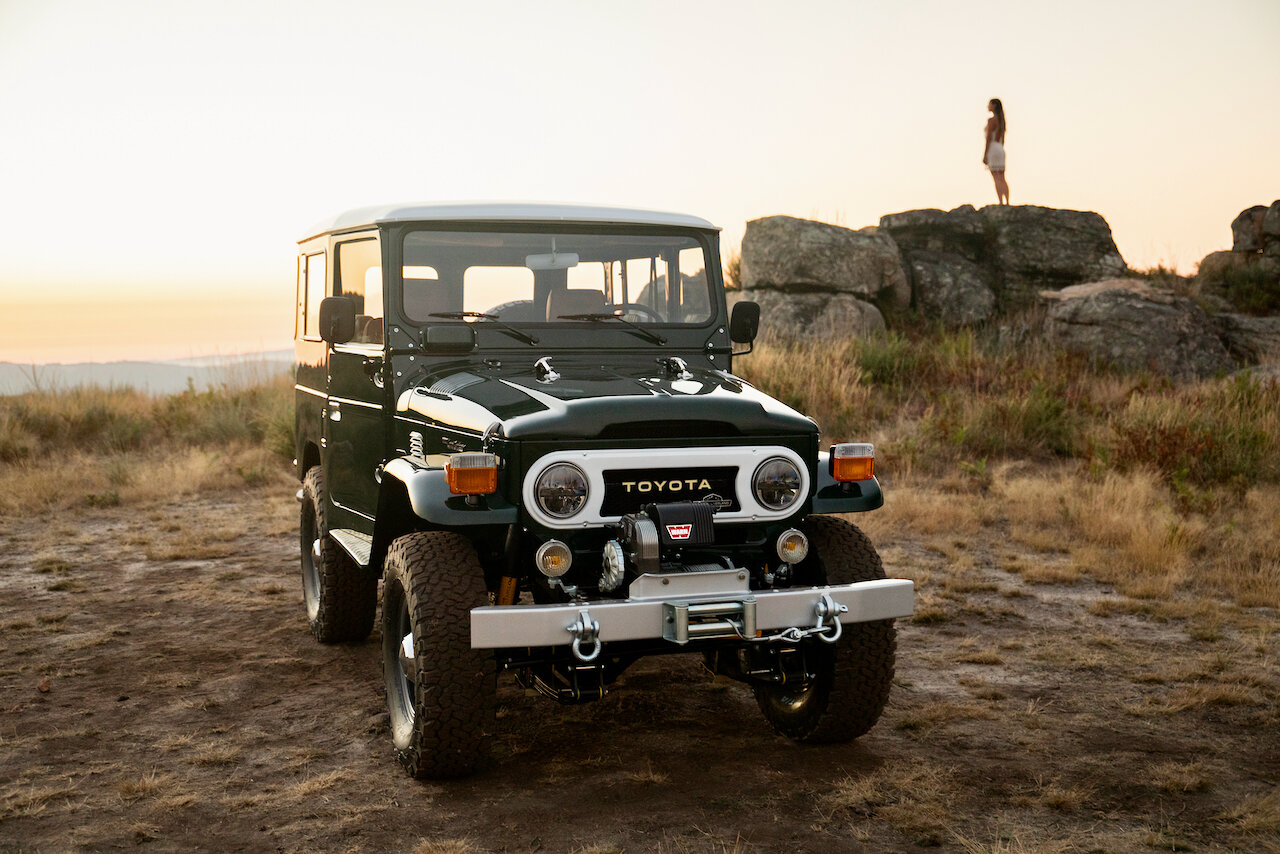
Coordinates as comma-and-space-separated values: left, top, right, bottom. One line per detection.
559, 312, 666, 345
429, 312, 539, 346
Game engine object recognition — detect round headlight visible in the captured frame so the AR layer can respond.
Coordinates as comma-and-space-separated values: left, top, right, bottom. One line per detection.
535, 463, 589, 518
753, 457, 802, 511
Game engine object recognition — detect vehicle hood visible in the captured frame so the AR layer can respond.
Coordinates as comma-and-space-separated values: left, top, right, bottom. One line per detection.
396, 361, 816, 440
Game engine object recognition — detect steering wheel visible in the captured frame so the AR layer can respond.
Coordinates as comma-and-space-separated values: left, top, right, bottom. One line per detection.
607, 303, 664, 322
483, 299, 534, 318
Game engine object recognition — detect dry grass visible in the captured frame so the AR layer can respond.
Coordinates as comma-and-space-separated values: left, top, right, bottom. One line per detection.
1150, 761, 1214, 793
624, 759, 669, 784
1219, 789, 1280, 835
818, 759, 959, 846
118, 770, 178, 803
412, 840, 486, 854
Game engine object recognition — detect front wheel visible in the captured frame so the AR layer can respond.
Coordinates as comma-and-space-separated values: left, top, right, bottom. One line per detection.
382, 531, 495, 779
754, 515, 896, 743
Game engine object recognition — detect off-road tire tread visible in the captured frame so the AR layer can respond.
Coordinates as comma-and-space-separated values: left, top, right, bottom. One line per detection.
383, 531, 495, 779
754, 515, 896, 743
301, 468, 376, 643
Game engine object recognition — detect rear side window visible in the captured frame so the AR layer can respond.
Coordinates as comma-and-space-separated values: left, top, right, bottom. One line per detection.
303, 252, 326, 338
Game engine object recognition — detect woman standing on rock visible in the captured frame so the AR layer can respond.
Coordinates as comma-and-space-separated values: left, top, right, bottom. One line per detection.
984, 98, 1009, 205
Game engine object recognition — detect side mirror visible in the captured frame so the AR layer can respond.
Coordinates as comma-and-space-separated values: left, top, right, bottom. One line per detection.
729, 301, 760, 346
422, 324, 476, 355
319, 297, 356, 345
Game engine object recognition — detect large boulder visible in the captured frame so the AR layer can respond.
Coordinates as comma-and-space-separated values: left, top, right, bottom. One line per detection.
879, 205, 988, 263
1043, 279, 1234, 379
905, 250, 996, 325
1262, 201, 1280, 241
731, 288, 885, 339
1215, 313, 1280, 365
983, 205, 1126, 303
1232, 205, 1268, 253
880, 204, 1127, 318
740, 216, 910, 309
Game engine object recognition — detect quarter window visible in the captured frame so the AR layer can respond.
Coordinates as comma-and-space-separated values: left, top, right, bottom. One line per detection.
303, 252, 326, 339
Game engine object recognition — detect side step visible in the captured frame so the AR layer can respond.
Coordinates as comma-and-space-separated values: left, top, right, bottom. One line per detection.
329, 529, 373, 567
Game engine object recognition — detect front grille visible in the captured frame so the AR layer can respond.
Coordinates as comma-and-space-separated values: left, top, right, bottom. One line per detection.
599, 466, 739, 516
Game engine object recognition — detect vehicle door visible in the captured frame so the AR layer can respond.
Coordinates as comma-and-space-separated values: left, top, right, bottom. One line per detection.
324, 233, 387, 533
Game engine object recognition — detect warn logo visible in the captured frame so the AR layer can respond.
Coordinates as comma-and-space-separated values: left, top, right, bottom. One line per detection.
666, 524, 693, 541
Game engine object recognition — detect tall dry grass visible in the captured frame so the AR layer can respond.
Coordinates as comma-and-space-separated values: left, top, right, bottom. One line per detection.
738, 327, 1280, 609
0, 371, 295, 515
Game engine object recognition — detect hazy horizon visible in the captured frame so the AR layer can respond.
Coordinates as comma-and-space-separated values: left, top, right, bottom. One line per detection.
2, 0, 1277, 364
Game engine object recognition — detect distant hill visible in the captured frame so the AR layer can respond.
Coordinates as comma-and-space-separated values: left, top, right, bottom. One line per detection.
0, 350, 294, 396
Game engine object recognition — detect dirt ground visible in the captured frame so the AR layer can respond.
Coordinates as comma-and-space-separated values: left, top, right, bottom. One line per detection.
1, 481, 1277, 853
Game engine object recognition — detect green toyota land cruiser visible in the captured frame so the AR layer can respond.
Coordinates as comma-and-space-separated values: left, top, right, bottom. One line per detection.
293, 203, 913, 779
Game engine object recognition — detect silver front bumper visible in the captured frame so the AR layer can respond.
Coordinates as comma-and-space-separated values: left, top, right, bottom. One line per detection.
470, 569, 914, 650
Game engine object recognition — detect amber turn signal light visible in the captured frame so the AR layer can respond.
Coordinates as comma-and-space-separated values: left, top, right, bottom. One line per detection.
831, 443, 875, 482
446, 453, 498, 495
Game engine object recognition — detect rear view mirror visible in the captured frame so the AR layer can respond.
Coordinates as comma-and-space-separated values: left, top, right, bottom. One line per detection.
729, 301, 760, 345
319, 297, 356, 344
422, 324, 476, 354
525, 252, 580, 271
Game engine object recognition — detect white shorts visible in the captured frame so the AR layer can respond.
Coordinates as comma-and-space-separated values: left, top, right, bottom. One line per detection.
986, 140, 1006, 172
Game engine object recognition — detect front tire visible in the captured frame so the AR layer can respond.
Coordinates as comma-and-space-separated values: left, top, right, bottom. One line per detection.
299, 467, 376, 643
382, 531, 495, 779
754, 515, 896, 743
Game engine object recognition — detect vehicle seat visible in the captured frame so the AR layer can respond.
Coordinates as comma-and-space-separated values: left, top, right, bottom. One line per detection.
546, 289, 605, 320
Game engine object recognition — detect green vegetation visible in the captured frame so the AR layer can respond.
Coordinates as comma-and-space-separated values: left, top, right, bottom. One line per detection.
739, 327, 1280, 496
1201, 263, 1280, 316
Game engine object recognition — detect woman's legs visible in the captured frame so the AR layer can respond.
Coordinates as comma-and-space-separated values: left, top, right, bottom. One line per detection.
992, 170, 1009, 205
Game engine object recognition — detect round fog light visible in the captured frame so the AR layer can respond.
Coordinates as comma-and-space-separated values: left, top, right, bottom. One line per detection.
776, 529, 809, 565
536, 540, 573, 578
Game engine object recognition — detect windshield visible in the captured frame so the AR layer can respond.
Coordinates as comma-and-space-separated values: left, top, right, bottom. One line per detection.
400, 229, 713, 326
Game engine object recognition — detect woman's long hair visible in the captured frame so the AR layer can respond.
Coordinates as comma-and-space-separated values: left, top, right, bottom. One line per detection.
990, 98, 1006, 140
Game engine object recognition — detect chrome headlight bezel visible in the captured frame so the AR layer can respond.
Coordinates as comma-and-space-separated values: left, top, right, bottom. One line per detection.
753, 456, 803, 512
534, 462, 589, 519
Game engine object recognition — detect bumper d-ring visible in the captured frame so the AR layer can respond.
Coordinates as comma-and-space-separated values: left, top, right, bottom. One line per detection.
815, 593, 848, 644
567, 609, 601, 662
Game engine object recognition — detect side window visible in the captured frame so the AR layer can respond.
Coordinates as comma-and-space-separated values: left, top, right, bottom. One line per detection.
336, 237, 383, 345
303, 252, 326, 339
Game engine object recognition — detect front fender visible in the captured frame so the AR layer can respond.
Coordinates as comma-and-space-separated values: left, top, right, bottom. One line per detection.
810, 451, 884, 514
381, 457, 519, 526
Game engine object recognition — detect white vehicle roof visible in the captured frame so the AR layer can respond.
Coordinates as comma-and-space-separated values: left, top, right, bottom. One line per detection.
302, 202, 720, 242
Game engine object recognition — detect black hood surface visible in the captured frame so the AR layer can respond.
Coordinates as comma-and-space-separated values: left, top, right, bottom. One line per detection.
397, 360, 817, 440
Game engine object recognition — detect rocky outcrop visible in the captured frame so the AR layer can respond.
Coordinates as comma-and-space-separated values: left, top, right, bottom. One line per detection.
1215, 313, 1280, 364
1042, 279, 1234, 379
730, 289, 885, 339
740, 216, 910, 309
734, 202, 1276, 380
1232, 205, 1268, 253
1197, 202, 1280, 313
984, 206, 1127, 301
879, 205, 988, 262
905, 250, 996, 325
880, 204, 1126, 320
1263, 202, 1280, 255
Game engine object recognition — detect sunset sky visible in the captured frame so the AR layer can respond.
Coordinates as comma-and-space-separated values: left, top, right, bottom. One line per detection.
2, 0, 1277, 364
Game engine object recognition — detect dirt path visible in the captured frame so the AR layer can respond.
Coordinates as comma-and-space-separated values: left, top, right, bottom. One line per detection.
1, 484, 1277, 853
